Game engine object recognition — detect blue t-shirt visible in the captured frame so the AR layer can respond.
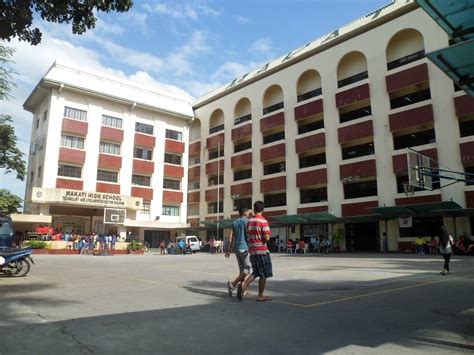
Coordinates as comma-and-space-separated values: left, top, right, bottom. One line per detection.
232, 217, 249, 252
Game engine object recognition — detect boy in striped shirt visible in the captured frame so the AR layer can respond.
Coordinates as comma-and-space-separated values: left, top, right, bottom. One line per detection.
238, 200, 273, 302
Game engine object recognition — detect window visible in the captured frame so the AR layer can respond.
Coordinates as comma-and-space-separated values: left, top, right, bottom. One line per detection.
97, 170, 118, 183
162, 205, 180, 216
300, 188, 327, 204
339, 105, 371, 124
343, 180, 378, 199
190, 181, 200, 189
342, 142, 374, 160
209, 149, 224, 160
233, 198, 252, 211
36, 118, 39, 129
263, 131, 285, 145
100, 141, 121, 155
37, 166, 42, 179
164, 153, 182, 165
61, 135, 85, 149
58, 165, 81, 178
64, 106, 87, 121
132, 174, 151, 186
395, 175, 439, 193
263, 102, 284, 115
459, 119, 474, 138
141, 201, 151, 214
163, 178, 180, 190
234, 114, 252, 125
208, 201, 223, 214
390, 88, 431, 110
298, 119, 324, 135
234, 141, 251, 153
297, 88, 322, 103
134, 147, 153, 160
30, 171, 34, 185
234, 169, 252, 181
43, 110, 48, 121
209, 124, 224, 134
393, 129, 436, 150
165, 129, 182, 141
299, 153, 326, 169
264, 161, 286, 175
208, 175, 223, 186
387, 50, 425, 70
465, 166, 474, 186
102, 115, 122, 129
337, 71, 368, 88
264, 193, 286, 208
135, 122, 154, 135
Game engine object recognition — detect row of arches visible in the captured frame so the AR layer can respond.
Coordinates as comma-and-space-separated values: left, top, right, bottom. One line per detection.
197, 29, 425, 136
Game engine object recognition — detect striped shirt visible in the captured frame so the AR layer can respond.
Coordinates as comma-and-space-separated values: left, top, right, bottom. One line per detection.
247, 214, 271, 256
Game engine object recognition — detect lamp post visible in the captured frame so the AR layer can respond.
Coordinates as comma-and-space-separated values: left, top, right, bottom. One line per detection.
216, 141, 220, 239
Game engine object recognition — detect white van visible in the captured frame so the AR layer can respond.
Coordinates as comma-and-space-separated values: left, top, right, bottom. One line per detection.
175, 236, 201, 252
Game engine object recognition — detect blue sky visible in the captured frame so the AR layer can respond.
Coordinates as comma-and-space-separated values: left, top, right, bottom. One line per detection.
1, 0, 389, 203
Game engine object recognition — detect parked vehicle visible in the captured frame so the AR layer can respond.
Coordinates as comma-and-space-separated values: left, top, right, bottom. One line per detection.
0, 214, 15, 249
0, 247, 35, 277
175, 236, 201, 252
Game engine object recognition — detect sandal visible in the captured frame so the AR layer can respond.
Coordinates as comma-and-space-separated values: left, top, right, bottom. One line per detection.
237, 283, 243, 301
227, 281, 233, 298
256, 297, 272, 302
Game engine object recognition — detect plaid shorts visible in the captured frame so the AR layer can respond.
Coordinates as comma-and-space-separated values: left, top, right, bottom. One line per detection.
250, 254, 273, 279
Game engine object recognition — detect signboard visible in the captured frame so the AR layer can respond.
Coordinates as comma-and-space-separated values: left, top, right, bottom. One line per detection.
32, 187, 143, 210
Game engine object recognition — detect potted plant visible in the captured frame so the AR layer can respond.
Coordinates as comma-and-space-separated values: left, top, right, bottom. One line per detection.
127, 240, 145, 254
332, 228, 345, 252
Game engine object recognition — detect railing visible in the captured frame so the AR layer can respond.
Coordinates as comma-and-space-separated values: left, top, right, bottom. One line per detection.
234, 141, 252, 153
387, 50, 425, 71
263, 162, 286, 175
297, 88, 322, 103
234, 114, 252, 125
299, 153, 326, 169
298, 119, 324, 135
337, 71, 368, 88
234, 169, 252, 181
209, 124, 224, 134
263, 131, 285, 145
340, 105, 371, 123
343, 180, 378, 199
390, 88, 431, 110
393, 129, 436, 150
264, 193, 287, 208
209, 150, 224, 160
342, 143, 374, 160
262, 102, 284, 115
300, 188, 327, 204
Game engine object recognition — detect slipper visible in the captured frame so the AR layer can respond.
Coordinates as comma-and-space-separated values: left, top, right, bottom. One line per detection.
256, 297, 272, 302
227, 281, 233, 298
237, 283, 243, 301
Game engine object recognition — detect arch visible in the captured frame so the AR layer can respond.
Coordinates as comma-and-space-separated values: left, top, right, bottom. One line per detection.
234, 98, 252, 119
263, 84, 284, 111
190, 118, 201, 141
386, 29, 425, 64
297, 69, 322, 100
337, 51, 368, 84
209, 109, 224, 129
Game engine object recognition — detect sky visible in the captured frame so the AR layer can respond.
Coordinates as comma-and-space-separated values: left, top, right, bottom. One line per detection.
1, 0, 389, 204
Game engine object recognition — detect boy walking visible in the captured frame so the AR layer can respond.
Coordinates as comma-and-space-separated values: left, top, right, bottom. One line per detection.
225, 208, 251, 298
239, 201, 273, 302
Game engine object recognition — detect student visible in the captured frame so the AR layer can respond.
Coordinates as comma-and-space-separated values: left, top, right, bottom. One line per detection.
225, 208, 251, 298
239, 201, 273, 302
439, 226, 453, 275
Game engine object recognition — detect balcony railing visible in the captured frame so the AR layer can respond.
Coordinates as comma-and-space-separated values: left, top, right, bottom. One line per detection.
390, 88, 431, 110
337, 71, 368, 88
298, 119, 324, 135
264, 193, 286, 208
297, 88, 322, 103
263, 131, 285, 145
299, 153, 326, 169
234, 169, 252, 181
342, 143, 374, 160
209, 150, 224, 160
344, 180, 378, 199
209, 124, 224, 134
393, 129, 436, 150
300, 188, 327, 204
262, 102, 284, 115
340, 105, 372, 124
264, 162, 286, 175
234, 141, 252, 153
234, 114, 252, 125
387, 50, 425, 71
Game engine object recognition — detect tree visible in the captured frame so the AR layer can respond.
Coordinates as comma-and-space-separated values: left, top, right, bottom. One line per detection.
0, 189, 22, 213
0, 0, 133, 45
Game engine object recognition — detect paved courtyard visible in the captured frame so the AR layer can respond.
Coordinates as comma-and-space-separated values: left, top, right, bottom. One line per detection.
1, 252, 473, 354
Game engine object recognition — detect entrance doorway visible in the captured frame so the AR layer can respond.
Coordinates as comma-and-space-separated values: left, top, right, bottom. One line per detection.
346, 222, 379, 251
144, 230, 171, 248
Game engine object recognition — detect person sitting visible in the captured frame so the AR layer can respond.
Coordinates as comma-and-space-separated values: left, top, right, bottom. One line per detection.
298, 239, 306, 254
287, 239, 294, 253
178, 239, 186, 254
429, 236, 438, 255
414, 236, 426, 255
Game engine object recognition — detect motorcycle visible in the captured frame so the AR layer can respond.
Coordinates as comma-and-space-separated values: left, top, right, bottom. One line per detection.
0, 247, 35, 277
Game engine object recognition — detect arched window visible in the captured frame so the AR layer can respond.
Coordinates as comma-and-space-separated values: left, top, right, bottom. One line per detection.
262, 85, 284, 115
337, 51, 368, 88
296, 70, 322, 102
234, 98, 252, 125
386, 29, 425, 70
209, 109, 224, 134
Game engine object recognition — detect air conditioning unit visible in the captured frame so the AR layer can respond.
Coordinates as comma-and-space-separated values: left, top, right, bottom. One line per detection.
36, 135, 45, 149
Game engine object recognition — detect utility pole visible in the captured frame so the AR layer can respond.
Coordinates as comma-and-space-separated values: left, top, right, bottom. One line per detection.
216, 141, 220, 240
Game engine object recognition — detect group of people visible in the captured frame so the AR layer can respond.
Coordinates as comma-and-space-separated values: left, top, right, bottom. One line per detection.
208, 238, 225, 254
160, 239, 192, 255
286, 237, 332, 254
225, 200, 273, 302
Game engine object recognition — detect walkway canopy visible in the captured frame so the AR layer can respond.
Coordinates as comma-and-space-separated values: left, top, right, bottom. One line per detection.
370, 201, 463, 218
272, 212, 342, 225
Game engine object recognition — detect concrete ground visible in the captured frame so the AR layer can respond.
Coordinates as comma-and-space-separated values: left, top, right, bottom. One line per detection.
1, 252, 473, 355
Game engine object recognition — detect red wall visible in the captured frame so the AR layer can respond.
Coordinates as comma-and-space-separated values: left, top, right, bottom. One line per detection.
338, 120, 373, 144
231, 182, 253, 196
165, 139, 185, 154
188, 191, 200, 203
260, 143, 285, 162
163, 190, 183, 204
231, 152, 252, 168
460, 142, 474, 165
134, 133, 156, 148
100, 126, 124, 142
296, 169, 327, 187
386, 63, 429, 92
341, 200, 378, 217
454, 94, 474, 117
62, 118, 88, 136
56, 178, 83, 190
340, 159, 376, 179
131, 187, 153, 200
206, 133, 224, 149
466, 191, 474, 208
188, 166, 201, 179
133, 159, 155, 174
295, 133, 325, 154
98, 154, 122, 169
232, 123, 252, 141
336, 83, 370, 108
58, 147, 86, 164
205, 159, 224, 175
389, 104, 434, 132
96, 182, 120, 194
205, 187, 224, 202
260, 176, 286, 193
260, 112, 285, 132
395, 194, 441, 206
294, 99, 323, 120
164, 164, 184, 178
297, 205, 328, 214
189, 141, 201, 155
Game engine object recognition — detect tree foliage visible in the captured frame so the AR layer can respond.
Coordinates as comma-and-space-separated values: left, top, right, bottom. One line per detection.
0, 0, 133, 45
0, 189, 22, 213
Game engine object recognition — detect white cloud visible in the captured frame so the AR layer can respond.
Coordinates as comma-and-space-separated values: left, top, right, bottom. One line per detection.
94, 17, 125, 35
166, 30, 211, 76
144, 2, 220, 20
128, 71, 195, 101
235, 15, 249, 24
210, 61, 258, 83
250, 37, 273, 56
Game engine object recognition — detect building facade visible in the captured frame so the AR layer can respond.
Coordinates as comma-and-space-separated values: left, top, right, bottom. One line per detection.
189, 0, 474, 251
23, 63, 194, 246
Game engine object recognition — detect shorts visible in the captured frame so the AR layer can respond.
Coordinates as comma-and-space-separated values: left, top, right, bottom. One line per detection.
235, 250, 252, 274
250, 254, 273, 279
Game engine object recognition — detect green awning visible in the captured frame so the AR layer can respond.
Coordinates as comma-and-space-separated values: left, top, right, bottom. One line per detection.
416, 0, 474, 40
345, 215, 383, 223
370, 201, 463, 218
272, 212, 340, 225
426, 39, 474, 96
198, 219, 234, 229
